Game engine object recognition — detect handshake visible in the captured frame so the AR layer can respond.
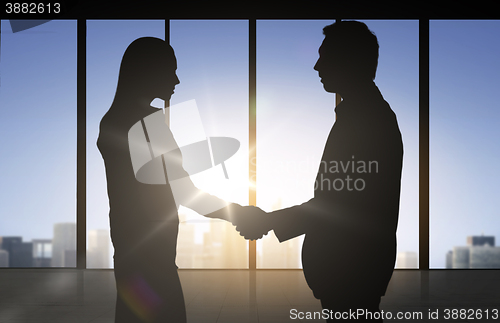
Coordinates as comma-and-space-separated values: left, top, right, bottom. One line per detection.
226, 204, 274, 240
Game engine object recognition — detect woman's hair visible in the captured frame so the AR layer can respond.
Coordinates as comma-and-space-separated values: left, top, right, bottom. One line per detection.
113, 37, 175, 101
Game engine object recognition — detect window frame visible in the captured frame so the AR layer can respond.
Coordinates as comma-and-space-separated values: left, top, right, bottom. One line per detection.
0, 18, 429, 270
78, 18, 430, 270
76, 18, 429, 270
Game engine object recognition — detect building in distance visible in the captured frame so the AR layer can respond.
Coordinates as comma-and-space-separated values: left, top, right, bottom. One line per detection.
446, 235, 500, 268
87, 229, 110, 268
52, 223, 76, 267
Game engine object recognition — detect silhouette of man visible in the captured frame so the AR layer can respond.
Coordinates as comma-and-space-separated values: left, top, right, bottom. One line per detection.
98, 37, 265, 323
243, 21, 403, 322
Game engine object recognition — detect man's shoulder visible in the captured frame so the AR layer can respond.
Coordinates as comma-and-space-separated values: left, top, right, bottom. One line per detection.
368, 98, 400, 127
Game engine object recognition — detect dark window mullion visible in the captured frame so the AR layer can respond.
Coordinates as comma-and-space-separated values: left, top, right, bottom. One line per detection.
419, 19, 430, 271
249, 18, 257, 270
165, 20, 170, 125
77, 19, 87, 269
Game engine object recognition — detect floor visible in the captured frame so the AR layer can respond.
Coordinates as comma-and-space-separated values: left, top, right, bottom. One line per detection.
0, 269, 499, 322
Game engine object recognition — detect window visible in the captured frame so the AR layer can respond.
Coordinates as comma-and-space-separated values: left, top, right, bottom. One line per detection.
430, 20, 500, 268
5, 18, 495, 270
86, 19, 250, 268
170, 20, 249, 268
86, 20, 165, 268
364, 20, 420, 268
0, 20, 77, 267
256, 20, 333, 268
256, 20, 419, 268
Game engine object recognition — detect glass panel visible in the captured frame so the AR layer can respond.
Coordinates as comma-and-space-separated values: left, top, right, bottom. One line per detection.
256, 20, 332, 268
87, 20, 165, 268
170, 20, 249, 268
0, 20, 77, 267
256, 20, 419, 268
430, 20, 500, 268
361, 20, 419, 269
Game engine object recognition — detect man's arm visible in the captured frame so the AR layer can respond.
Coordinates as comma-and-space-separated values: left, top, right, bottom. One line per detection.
267, 198, 345, 243
268, 202, 311, 242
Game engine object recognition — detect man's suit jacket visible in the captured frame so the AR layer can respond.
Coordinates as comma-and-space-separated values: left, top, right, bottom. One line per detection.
272, 82, 403, 300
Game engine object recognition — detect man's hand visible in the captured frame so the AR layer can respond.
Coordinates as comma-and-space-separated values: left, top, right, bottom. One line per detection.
230, 205, 271, 240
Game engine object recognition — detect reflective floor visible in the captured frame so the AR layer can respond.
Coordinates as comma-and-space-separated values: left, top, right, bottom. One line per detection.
0, 269, 499, 322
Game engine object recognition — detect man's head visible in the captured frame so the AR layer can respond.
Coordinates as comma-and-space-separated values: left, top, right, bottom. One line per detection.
314, 21, 379, 94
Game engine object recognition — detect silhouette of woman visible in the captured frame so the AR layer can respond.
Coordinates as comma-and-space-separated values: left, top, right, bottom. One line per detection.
97, 37, 247, 323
